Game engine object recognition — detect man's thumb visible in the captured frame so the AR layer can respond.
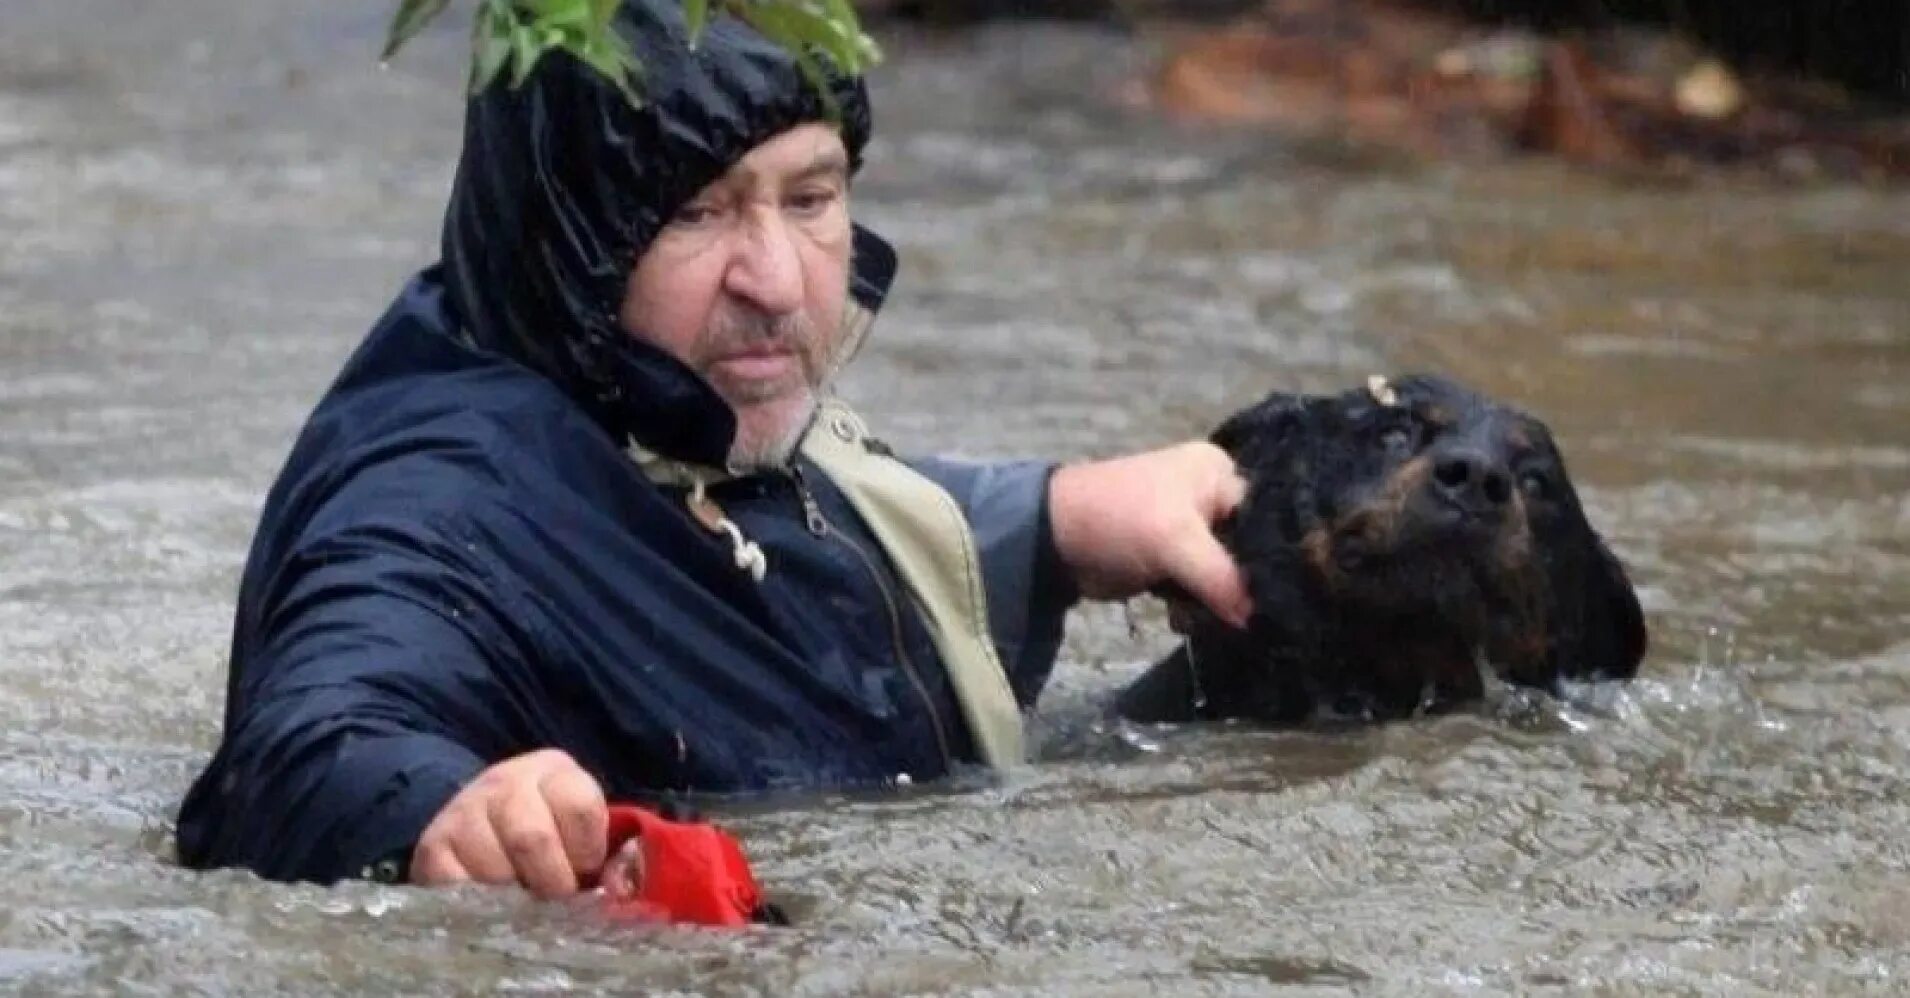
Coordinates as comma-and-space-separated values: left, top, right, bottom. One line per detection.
1171, 532, 1252, 630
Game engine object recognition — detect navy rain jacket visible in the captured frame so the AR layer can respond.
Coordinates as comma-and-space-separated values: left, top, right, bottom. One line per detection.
176, 0, 1076, 885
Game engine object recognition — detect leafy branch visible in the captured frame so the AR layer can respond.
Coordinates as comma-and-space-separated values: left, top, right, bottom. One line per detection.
382, 0, 881, 105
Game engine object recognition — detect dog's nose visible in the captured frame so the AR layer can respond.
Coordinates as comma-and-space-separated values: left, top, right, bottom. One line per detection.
1430, 448, 1513, 515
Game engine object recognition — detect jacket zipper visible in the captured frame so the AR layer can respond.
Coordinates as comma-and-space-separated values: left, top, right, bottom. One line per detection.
789, 463, 955, 772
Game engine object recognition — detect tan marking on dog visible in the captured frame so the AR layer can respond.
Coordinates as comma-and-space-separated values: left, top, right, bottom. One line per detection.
1495, 490, 1537, 576
1489, 488, 1552, 681
1334, 455, 1434, 552
1301, 526, 1339, 586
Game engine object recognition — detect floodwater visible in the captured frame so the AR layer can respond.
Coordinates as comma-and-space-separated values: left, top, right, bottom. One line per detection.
3, 2, 1907, 993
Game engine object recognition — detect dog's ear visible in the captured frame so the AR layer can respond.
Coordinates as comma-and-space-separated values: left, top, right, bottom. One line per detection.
1211, 392, 1308, 460
1555, 539, 1648, 681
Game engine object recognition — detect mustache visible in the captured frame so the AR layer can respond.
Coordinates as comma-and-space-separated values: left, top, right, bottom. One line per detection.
699, 309, 818, 358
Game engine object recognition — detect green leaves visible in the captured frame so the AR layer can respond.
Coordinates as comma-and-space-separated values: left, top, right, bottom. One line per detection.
684, 0, 710, 46
381, 0, 879, 107
735, 1, 876, 82
462, 0, 638, 98
382, 0, 454, 62
468, 0, 511, 93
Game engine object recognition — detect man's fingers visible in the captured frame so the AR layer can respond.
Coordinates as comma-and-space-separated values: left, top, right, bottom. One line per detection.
540, 764, 609, 879
1167, 529, 1253, 630
408, 750, 607, 898
491, 783, 580, 899
449, 807, 518, 886
411, 835, 472, 887
1217, 467, 1248, 512
1189, 444, 1251, 627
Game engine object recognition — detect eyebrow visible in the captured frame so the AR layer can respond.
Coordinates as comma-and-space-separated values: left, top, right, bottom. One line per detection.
788, 150, 851, 185
708, 147, 851, 199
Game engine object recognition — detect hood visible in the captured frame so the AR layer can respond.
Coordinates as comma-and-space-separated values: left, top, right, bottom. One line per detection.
439, 0, 898, 466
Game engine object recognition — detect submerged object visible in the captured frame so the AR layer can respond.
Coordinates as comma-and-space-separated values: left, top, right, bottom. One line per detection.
594, 805, 782, 927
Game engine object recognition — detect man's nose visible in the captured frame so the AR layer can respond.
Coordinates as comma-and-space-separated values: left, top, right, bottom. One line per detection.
721, 210, 805, 317
1427, 446, 1514, 517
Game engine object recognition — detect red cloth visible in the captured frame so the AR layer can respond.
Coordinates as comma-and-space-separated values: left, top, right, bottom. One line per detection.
596, 805, 764, 927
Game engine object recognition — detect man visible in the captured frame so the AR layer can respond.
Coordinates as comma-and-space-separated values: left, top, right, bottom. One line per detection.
176, 0, 1249, 898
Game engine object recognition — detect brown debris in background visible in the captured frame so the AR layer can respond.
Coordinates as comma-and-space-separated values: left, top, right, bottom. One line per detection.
1146, 0, 1910, 181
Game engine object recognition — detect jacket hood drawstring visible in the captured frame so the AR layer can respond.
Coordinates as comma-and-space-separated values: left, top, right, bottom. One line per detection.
687, 476, 769, 583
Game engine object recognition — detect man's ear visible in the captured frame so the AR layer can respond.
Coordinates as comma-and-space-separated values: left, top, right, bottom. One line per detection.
1556, 539, 1648, 681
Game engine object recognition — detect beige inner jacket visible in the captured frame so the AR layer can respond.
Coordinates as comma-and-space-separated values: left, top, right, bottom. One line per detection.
626, 396, 1027, 768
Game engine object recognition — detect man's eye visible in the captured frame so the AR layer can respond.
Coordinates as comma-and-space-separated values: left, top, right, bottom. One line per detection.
787, 189, 838, 216
670, 203, 720, 227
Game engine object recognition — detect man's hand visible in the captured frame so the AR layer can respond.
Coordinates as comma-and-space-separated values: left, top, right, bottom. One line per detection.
1048, 441, 1252, 629
411, 749, 609, 899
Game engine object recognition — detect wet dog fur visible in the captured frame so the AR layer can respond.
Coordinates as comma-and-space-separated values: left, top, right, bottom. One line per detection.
1117, 374, 1647, 725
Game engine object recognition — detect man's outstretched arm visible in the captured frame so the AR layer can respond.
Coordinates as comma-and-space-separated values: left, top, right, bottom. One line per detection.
177, 522, 605, 893
907, 457, 1079, 707
911, 443, 1249, 703
1047, 442, 1252, 628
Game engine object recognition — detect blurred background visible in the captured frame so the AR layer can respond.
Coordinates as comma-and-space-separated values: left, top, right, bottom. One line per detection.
1, 1, 1906, 993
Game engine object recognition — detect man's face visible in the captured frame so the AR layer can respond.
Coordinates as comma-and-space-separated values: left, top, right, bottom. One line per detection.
619, 123, 854, 470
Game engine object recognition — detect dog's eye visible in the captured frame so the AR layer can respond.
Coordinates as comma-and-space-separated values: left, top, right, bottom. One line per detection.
1378, 426, 1415, 454
1518, 471, 1551, 501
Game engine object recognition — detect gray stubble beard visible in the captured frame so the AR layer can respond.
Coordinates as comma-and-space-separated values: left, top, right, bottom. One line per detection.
715, 302, 858, 473
724, 392, 819, 472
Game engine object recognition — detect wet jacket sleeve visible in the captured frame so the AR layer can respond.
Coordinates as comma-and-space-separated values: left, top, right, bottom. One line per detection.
175, 515, 531, 885
906, 457, 1079, 708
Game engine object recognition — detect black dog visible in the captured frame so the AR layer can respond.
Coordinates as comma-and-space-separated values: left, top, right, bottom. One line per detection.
1117, 374, 1647, 724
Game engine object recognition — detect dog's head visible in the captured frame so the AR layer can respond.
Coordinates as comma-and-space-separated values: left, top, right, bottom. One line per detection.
1174, 374, 1646, 721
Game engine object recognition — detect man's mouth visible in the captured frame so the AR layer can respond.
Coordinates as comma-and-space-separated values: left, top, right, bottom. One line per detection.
708, 348, 799, 383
